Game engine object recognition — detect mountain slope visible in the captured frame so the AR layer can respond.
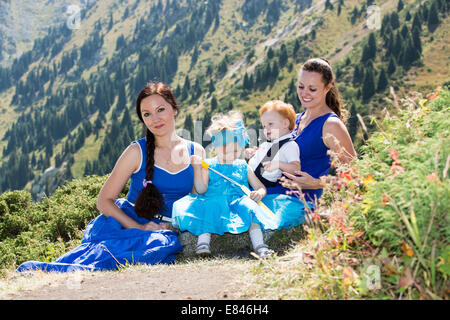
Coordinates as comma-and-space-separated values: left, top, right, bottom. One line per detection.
0, 0, 448, 199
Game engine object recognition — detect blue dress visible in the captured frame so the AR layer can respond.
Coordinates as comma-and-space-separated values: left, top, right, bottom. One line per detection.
16, 138, 195, 272
293, 112, 339, 204
171, 158, 307, 235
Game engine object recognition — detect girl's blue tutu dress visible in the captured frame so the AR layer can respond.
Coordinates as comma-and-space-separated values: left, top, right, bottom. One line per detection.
172, 157, 308, 236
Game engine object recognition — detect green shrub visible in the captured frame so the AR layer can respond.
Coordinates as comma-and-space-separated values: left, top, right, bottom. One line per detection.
0, 175, 112, 271
0, 190, 32, 215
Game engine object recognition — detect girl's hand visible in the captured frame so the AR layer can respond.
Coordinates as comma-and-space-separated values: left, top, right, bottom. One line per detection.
244, 146, 259, 160
249, 189, 264, 202
262, 160, 279, 172
190, 155, 203, 167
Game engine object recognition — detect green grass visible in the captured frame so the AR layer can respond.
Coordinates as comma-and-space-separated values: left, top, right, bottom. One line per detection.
245, 85, 449, 300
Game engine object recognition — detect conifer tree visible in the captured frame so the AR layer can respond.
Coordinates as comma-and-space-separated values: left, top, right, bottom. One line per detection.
387, 56, 397, 75
352, 65, 364, 86
362, 68, 375, 102
208, 79, 215, 93
117, 84, 127, 110
377, 68, 388, 92
279, 44, 288, 67
390, 12, 400, 29
271, 60, 279, 80
184, 114, 194, 136
347, 103, 358, 139
427, 2, 440, 32
243, 72, 252, 90
412, 12, 422, 32
412, 26, 422, 54
267, 47, 274, 59
211, 96, 218, 111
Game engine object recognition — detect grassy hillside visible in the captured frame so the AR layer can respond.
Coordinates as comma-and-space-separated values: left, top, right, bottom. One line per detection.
0, 0, 448, 200
0, 0, 74, 64
0, 85, 448, 301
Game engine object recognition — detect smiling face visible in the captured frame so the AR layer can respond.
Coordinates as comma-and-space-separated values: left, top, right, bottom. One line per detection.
297, 70, 332, 110
260, 110, 290, 141
140, 94, 178, 137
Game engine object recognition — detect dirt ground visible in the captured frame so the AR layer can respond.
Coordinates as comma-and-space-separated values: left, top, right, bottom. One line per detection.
1, 258, 256, 300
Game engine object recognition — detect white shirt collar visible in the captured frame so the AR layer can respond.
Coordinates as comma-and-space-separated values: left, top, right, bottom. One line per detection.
267, 133, 293, 144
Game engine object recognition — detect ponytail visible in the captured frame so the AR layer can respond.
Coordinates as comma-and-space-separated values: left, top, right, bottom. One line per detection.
325, 83, 342, 120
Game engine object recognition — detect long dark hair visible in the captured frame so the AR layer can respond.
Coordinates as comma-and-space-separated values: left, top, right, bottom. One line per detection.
134, 82, 179, 220
301, 58, 343, 120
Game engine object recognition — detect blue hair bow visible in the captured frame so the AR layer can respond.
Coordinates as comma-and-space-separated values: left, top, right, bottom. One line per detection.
211, 121, 250, 148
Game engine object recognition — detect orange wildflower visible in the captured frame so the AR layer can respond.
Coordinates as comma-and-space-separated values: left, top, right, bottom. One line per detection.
401, 242, 414, 257
426, 172, 440, 184
426, 86, 441, 101
339, 170, 352, 181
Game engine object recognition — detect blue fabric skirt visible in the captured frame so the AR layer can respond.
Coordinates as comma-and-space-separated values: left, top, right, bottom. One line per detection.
172, 193, 308, 236
260, 194, 310, 230
16, 199, 182, 273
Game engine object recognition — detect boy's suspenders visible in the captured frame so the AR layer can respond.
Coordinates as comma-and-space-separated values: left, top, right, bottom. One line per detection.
254, 138, 292, 188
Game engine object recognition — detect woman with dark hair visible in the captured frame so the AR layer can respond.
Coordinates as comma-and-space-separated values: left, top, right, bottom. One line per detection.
17, 82, 206, 272
96, 81, 205, 230
281, 58, 356, 205
246, 58, 356, 207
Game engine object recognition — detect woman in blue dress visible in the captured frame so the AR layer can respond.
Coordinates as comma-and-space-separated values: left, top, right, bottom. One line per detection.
280, 58, 357, 207
17, 82, 206, 272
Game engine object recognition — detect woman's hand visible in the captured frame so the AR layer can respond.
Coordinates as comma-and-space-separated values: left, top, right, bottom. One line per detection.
158, 222, 179, 231
139, 221, 163, 231
244, 146, 259, 160
280, 171, 323, 190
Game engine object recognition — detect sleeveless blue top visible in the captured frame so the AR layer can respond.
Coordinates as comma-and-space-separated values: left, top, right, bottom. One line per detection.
292, 112, 339, 204
126, 138, 195, 218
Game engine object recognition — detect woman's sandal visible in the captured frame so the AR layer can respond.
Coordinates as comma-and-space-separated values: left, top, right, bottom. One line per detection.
195, 242, 211, 257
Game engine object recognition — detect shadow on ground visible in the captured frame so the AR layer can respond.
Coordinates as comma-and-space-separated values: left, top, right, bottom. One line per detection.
177, 225, 307, 260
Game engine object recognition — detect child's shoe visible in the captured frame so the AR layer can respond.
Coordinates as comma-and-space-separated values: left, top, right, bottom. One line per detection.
254, 244, 274, 259
195, 242, 211, 257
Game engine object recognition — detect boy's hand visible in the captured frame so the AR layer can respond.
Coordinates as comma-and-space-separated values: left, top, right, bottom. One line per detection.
262, 160, 279, 172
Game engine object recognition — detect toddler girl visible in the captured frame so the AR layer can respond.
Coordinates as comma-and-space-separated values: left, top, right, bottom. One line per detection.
172, 111, 276, 258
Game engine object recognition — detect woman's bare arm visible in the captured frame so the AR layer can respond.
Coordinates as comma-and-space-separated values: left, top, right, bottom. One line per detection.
322, 117, 357, 164
96, 143, 153, 230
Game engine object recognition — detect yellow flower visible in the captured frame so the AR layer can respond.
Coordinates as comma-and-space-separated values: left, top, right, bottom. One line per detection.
363, 174, 375, 185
